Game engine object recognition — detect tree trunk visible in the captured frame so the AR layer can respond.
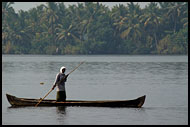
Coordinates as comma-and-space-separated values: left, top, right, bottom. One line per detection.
154, 33, 158, 49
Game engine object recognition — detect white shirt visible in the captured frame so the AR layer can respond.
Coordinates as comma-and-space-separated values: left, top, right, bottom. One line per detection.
53, 73, 67, 91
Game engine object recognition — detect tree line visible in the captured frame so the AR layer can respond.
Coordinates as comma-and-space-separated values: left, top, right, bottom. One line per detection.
2, 2, 188, 55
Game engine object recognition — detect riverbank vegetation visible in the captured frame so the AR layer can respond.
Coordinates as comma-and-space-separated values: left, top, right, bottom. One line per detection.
2, 2, 188, 55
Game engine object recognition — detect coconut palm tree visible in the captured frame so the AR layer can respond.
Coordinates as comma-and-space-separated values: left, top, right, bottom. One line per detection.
2, 2, 15, 19
114, 3, 142, 42
166, 2, 187, 33
56, 23, 81, 45
43, 2, 59, 44
140, 2, 161, 50
2, 2, 16, 45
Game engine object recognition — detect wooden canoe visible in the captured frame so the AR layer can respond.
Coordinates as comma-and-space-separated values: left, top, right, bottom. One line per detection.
6, 94, 146, 108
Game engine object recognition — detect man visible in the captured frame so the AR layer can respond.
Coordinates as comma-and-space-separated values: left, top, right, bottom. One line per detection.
52, 66, 69, 102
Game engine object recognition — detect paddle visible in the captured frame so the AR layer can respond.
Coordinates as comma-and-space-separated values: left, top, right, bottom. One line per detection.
35, 61, 85, 107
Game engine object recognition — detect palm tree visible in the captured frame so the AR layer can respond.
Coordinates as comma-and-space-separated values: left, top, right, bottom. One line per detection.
56, 23, 81, 45
140, 2, 161, 50
114, 3, 142, 41
167, 2, 187, 33
27, 4, 45, 33
2, 2, 16, 45
43, 2, 59, 44
78, 2, 101, 41
111, 4, 127, 20
111, 4, 127, 32
110, 4, 128, 51
2, 2, 15, 19
180, 2, 188, 28
13, 10, 33, 53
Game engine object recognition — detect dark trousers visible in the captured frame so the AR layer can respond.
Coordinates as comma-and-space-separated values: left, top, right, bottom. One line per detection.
56, 91, 66, 102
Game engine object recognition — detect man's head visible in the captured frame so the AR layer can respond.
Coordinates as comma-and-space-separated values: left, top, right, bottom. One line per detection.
60, 66, 66, 73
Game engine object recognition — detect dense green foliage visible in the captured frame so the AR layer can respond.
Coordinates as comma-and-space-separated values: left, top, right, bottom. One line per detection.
2, 2, 188, 54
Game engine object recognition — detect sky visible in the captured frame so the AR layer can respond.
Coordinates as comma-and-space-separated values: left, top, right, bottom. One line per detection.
11, 2, 149, 13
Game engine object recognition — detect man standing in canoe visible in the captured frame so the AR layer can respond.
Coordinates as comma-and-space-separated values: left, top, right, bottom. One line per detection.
52, 66, 69, 102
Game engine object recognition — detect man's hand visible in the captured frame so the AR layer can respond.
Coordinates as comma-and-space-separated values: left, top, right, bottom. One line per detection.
63, 74, 69, 81
52, 85, 56, 90
65, 74, 69, 79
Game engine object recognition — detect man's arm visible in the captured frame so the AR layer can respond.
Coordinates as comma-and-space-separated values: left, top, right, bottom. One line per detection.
64, 74, 69, 82
52, 73, 60, 90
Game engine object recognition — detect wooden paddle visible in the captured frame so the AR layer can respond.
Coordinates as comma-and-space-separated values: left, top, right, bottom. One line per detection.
35, 61, 85, 107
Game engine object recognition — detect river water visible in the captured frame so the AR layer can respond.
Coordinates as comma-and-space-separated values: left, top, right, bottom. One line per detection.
2, 55, 188, 125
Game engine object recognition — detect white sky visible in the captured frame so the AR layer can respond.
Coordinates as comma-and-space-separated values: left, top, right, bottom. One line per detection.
12, 2, 149, 13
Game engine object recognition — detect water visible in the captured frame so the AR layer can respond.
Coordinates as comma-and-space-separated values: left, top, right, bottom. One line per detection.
2, 55, 188, 125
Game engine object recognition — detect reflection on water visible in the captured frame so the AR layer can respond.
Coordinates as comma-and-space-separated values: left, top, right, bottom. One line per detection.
56, 106, 67, 124
56, 106, 67, 115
